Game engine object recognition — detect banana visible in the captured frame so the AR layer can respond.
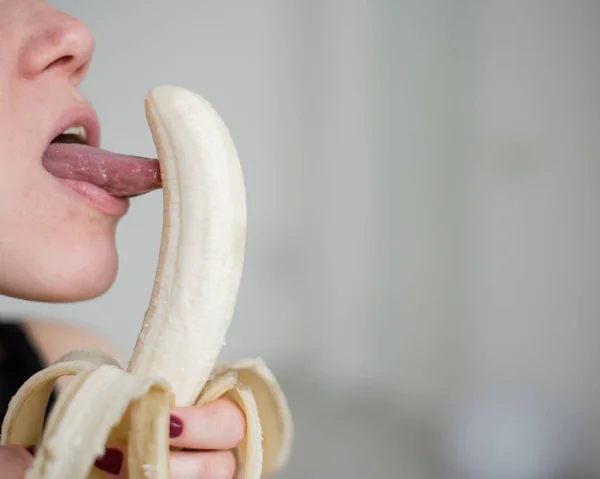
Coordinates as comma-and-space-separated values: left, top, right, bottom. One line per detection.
0, 86, 293, 478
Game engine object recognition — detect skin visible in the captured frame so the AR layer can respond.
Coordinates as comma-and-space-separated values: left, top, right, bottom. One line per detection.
0, 1, 246, 477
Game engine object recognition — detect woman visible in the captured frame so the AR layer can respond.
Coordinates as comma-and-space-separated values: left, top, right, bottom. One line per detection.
0, 1, 245, 477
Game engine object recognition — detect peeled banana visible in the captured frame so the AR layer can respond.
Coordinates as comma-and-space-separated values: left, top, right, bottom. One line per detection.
0, 86, 293, 478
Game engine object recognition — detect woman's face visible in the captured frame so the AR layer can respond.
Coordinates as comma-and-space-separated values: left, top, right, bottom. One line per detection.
0, 0, 130, 302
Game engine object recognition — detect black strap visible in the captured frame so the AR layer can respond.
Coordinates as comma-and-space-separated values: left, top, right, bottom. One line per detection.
0, 321, 56, 423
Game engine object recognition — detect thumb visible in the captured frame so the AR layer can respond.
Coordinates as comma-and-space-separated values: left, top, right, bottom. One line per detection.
0, 446, 34, 478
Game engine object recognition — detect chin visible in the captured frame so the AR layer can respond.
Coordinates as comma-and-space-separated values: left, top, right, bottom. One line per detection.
41, 260, 118, 303
43, 242, 120, 303
3, 230, 120, 304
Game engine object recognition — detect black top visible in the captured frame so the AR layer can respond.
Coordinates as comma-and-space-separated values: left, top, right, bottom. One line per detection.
0, 321, 56, 422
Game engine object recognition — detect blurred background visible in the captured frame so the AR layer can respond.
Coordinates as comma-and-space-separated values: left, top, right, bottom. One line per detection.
1, 0, 600, 477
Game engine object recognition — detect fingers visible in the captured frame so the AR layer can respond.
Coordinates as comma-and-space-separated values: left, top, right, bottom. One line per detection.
93, 447, 237, 479
17, 445, 127, 478
0, 446, 35, 478
23, 399, 245, 478
95, 399, 245, 477
169, 398, 246, 450
170, 450, 236, 479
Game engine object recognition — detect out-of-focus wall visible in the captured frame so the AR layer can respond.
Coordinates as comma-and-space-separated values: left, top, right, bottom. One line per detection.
2, 1, 600, 476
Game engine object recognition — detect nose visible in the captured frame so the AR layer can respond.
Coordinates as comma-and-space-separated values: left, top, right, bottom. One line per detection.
18, 9, 94, 85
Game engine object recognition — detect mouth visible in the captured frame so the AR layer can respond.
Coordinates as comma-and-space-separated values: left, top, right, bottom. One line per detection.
51, 125, 91, 146
48, 105, 102, 149
42, 105, 162, 216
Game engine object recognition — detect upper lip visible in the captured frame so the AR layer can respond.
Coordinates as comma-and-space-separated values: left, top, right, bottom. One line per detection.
47, 102, 101, 149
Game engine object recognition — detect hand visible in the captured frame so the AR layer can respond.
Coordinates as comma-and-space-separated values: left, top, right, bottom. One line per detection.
164, 398, 246, 479
27, 398, 247, 478
0, 446, 35, 478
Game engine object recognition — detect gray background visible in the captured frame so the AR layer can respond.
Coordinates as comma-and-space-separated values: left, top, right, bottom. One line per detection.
1, 1, 600, 477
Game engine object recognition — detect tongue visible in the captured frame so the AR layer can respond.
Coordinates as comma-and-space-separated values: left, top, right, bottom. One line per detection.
42, 143, 161, 197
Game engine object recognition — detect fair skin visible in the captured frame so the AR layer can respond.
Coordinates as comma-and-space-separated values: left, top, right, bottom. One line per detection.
0, 1, 246, 477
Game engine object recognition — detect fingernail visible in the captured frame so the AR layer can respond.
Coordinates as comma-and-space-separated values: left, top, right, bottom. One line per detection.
94, 448, 123, 475
169, 414, 183, 438
25, 445, 37, 456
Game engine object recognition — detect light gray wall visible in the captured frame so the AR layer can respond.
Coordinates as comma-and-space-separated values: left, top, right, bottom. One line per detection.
464, 0, 600, 410
2, 1, 600, 475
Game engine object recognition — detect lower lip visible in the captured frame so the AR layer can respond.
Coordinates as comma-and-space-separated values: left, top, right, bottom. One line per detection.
58, 179, 130, 216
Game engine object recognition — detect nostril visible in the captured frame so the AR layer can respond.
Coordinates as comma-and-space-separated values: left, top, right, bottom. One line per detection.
45, 55, 75, 71
42, 54, 90, 85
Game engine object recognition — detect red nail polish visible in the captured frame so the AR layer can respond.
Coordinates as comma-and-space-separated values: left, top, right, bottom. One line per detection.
169, 414, 183, 438
94, 448, 123, 475
25, 445, 37, 456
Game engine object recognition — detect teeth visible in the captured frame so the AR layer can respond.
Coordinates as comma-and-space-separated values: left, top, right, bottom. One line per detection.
60, 125, 87, 142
